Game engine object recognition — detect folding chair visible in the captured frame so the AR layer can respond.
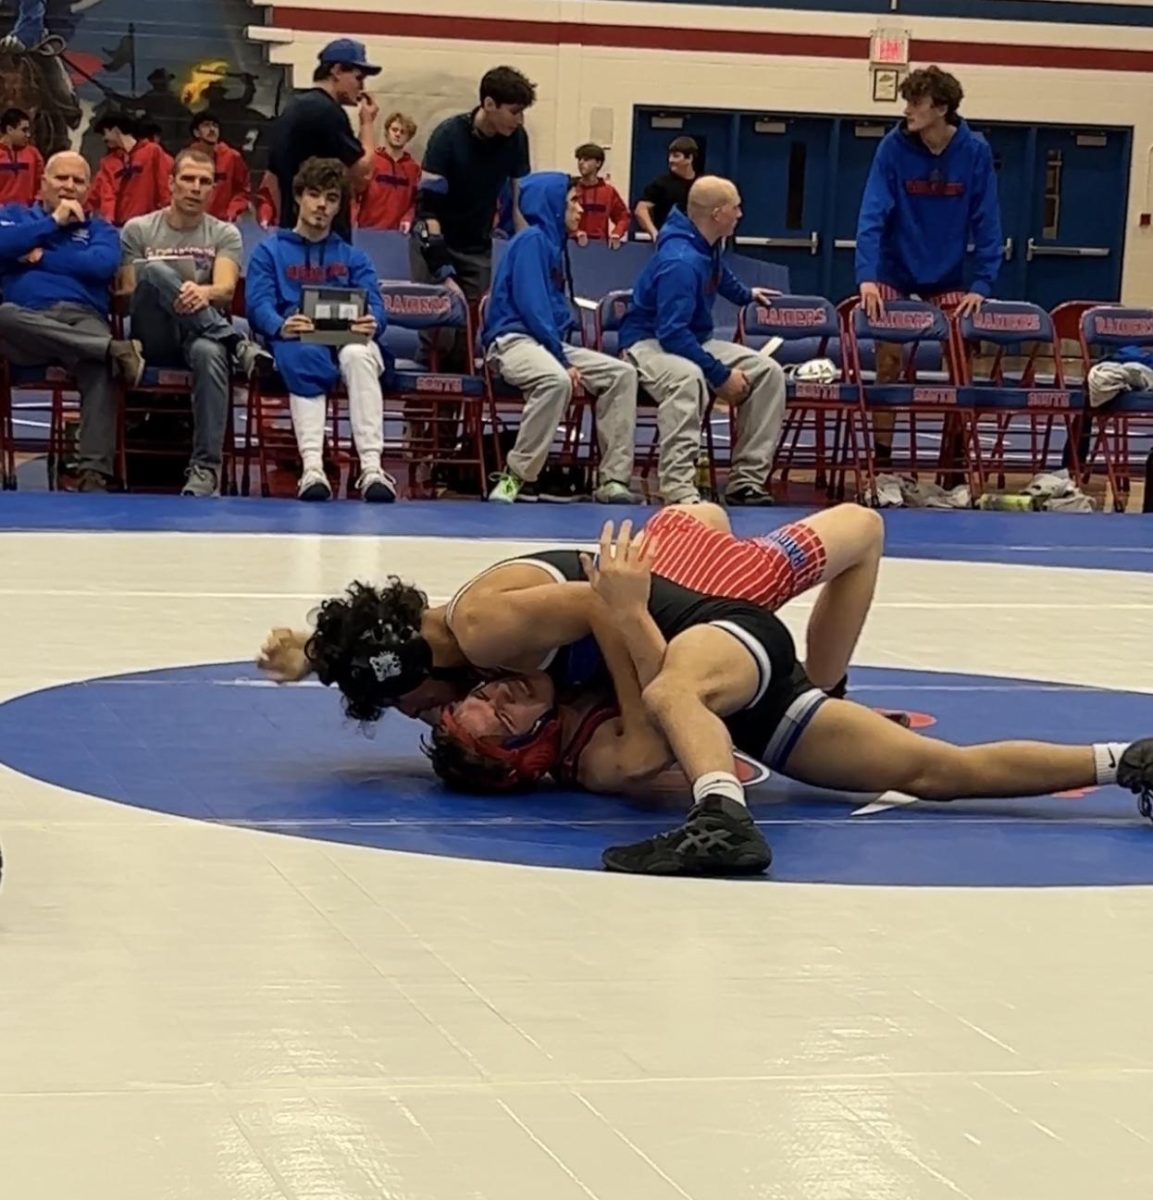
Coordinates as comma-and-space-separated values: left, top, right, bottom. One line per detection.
1078, 305, 1153, 512
380, 282, 487, 497
954, 301, 1082, 494
739, 294, 869, 503
848, 300, 975, 495
0, 360, 127, 490
592, 288, 720, 502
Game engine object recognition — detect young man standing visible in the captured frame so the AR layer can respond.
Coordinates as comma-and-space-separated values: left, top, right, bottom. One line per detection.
189, 112, 252, 223
0, 108, 42, 206
855, 65, 1002, 466
118, 147, 264, 497
409, 65, 534, 371
482, 172, 638, 505
621, 176, 783, 507
572, 143, 628, 248
267, 38, 380, 242
356, 111, 421, 232
246, 157, 397, 505
88, 113, 172, 225
633, 136, 698, 241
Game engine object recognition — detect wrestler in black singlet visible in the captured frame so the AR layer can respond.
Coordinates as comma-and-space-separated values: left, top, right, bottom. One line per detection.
518, 550, 826, 769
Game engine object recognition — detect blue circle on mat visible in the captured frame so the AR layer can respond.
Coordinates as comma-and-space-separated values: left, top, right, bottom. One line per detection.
1, 661, 1151, 887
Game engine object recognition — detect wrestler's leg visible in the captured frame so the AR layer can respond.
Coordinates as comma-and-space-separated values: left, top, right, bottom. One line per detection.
782, 505, 884, 690
785, 696, 1127, 801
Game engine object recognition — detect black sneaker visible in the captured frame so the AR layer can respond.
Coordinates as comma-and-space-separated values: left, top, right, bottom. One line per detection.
602, 795, 772, 876
1117, 738, 1153, 820
725, 487, 775, 507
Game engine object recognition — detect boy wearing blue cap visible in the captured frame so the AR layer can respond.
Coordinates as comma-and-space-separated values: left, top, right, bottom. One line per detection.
267, 38, 382, 241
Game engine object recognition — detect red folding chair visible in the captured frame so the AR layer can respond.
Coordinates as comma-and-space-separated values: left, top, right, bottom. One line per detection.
954, 300, 1082, 493
1078, 305, 1153, 511
848, 300, 975, 495
738, 294, 870, 503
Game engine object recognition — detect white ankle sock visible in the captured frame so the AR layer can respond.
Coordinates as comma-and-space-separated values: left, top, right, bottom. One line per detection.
1093, 743, 1130, 785
692, 771, 746, 807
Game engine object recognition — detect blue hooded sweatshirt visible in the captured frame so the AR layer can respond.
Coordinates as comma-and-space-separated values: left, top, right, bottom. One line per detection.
855, 119, 1003, 297
481, 171, 575, 363
245, 228, 394, 395
619, 206, 752, 389
0, 202, 120, 314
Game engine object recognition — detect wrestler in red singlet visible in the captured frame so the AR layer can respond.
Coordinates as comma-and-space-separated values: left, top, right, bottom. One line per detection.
643, 508, 828, 612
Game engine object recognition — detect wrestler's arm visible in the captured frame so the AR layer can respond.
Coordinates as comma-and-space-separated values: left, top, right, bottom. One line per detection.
450, 580, 595, 670
576, 599, 674, 793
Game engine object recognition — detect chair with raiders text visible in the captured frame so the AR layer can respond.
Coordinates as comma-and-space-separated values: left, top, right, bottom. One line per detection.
954, 300, 1082, 494
1077, 305, 1153, 511
738, 294, 868, 503
848, 299, 974, 496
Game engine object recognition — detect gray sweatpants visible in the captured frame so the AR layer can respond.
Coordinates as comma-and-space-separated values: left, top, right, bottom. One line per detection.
487, 334, 637, 485
0, 301, 116, 475
625, 337, 786, 502
130, 261, 234, 469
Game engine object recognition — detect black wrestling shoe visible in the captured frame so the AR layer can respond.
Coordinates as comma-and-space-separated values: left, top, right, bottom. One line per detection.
1117, 738, 1153, 820
602, 795, 772, 877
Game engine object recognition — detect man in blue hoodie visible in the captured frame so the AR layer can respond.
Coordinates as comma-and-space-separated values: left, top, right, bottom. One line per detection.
0, 150, 142, 492
483, 171, 638, 504
620, 175, 783, 506
246, 157, 397, 503
855, 66, 1003, 465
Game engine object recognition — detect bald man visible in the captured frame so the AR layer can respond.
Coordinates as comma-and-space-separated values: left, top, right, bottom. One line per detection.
619, 176, 785, 506
0, 151, 142, 491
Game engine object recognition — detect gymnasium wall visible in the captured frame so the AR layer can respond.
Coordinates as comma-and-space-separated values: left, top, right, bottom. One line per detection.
251, 0, 1153, 302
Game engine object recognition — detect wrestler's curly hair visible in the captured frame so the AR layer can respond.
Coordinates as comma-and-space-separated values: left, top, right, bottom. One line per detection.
421, 724, 532, 794
305, 578, 428, 723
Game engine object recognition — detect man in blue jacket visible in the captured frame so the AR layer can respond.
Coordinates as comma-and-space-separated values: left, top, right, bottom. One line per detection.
246, 157, 397, 503
483, 171, 638, 504
855, 66, 1003, 465
0, 150, 142, 492
620, 175, 782, 506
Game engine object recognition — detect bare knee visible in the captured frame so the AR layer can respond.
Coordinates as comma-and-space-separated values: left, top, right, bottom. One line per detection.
904, 743, 972, 800
662, 501, 730, 534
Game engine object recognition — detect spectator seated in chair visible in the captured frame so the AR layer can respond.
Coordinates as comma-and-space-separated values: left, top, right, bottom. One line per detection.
245, 156, 397, 503
482, 171, 639, 504
118, 146, 269, 497
620, 175, 784, 506
0, 150, 142, 492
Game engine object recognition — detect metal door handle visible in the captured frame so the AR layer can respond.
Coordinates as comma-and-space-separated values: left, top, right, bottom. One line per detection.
834, 238, 856, 250
1026, 238, 1109, 261
734, 232, 819, 254
1003, 237, 1014, 261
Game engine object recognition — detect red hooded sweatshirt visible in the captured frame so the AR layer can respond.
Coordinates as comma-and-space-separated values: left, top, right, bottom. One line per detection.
355, 148, 421, 230
200, 140, 251, 222
574, 176, 629, 241
88, 140, 171, 225
0, 143, 43, 206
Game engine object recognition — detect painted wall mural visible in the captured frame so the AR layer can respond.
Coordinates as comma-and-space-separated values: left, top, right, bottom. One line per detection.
0, 0, 288, 172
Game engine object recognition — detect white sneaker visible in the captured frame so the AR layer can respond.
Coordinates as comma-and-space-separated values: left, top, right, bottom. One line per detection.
297, 466, 332, 501
357, 467, 397, 503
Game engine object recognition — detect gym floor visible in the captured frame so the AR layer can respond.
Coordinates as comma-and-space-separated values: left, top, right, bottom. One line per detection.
2, 495, 1151, 1199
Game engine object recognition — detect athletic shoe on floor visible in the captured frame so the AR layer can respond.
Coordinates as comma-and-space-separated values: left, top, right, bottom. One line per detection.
1118, 737, 1153, 820
602, 795, 772, 876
